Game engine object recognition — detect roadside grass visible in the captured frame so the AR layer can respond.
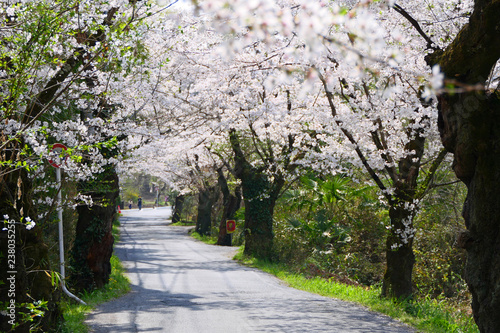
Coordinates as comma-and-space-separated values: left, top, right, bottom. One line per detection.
60, 217, 131, 333
233, 248, 478, 333
189, 230, 218, 244
170, 220, 196, 226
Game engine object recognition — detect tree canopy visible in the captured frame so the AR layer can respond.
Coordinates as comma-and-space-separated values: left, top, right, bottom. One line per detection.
2, 0, 500, 331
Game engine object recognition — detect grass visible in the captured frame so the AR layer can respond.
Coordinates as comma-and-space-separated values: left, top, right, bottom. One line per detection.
189, 229, 218, 244
170, 220, 196, 226
112, 217, 121, 241
233, 248, 479, 333
60, 218, 130, 332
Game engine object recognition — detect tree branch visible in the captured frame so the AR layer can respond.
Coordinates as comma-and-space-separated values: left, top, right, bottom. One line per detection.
417, 148, 448, 199
315, 68, 389, 198
392, 3, 439, 51
340, 79, 400, 184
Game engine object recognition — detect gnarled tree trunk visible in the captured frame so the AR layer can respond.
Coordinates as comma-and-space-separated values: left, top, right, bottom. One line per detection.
0, 164, 60, 332
229, 130, 284, 259
434, 89, 500, 332
69, 165, 119, 292
240, 174, 276, 258
426, 1, 500, 330
195, 186, 217, 236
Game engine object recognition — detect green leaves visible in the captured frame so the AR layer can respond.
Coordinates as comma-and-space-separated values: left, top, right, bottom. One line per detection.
284, 174, 351, 214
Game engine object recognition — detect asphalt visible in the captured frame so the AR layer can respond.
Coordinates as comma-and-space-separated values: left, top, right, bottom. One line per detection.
85, 207, 415, 333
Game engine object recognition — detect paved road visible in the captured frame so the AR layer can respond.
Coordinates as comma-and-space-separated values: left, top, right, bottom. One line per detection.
86, 207, 415, 333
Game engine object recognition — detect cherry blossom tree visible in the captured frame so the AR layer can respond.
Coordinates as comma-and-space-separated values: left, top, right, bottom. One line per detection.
71, 3, 499, 327
0, 0, 153, 329
124, 1, 448, 287
155, 0, 453, 298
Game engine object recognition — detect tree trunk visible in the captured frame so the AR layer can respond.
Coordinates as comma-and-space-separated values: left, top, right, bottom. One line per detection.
437, 91, 500, 331
69, 165, 119, 292
382, 202, 416, 299
241, 175, 276, 258
425, 1, 500, 330
380, 129, 424, 300
461, 128, 500, 332
0, 167, 60, 332
229, 130, 281, 259
195, 186, 216, 236
216, 168, 241, 246
172, 194, 185, 224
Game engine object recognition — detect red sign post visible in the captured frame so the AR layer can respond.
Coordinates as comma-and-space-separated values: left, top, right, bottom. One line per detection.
226, 220, 236, 234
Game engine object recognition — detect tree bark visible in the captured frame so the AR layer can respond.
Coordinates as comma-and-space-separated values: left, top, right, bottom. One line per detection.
382, 202, 416, 299
229, 130, 283, 259
172, 194, 185, 224
433, 91, 500, 332
216, 168, 241, 246
69, 165, 119, 292
426, 1, 500, 331
195, 186, 217, 236
461, 125, 500, 332
0, 142, 61, 332
0, 176, 60, 332
241, 174, 276, 258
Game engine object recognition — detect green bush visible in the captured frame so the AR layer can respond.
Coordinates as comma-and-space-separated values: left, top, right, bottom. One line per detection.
273, 170, 471, 307
274, 174, 386, 286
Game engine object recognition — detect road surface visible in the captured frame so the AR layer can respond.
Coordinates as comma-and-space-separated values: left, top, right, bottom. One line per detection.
86, 207, 415, 333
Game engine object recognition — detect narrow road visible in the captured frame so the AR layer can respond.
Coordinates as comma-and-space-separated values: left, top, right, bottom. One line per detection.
86, 207, 414, 333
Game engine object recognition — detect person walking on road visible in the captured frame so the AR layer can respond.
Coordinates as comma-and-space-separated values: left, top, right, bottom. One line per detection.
128, 200, 133, 209
138, 197, 142, 210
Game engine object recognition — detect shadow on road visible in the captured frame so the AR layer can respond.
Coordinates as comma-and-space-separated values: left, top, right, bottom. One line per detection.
86, 208, 414, 333
87, 280, 411, 333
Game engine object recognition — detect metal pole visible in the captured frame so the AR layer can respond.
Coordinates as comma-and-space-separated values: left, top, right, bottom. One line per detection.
56, 167, 86, 305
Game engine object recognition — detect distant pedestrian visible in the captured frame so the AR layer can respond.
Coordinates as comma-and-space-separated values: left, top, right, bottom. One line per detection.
138, 197, 142, 210
128, 200, 133, 209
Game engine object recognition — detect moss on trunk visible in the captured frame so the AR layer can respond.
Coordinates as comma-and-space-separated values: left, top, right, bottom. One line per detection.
229, 130, 283, 259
